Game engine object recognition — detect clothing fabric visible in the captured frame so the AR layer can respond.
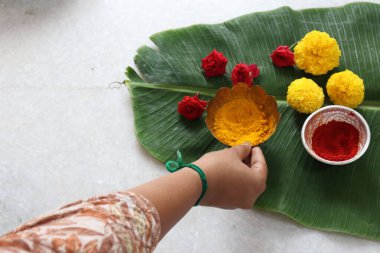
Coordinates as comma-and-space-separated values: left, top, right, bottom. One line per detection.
0, 191, 161, 253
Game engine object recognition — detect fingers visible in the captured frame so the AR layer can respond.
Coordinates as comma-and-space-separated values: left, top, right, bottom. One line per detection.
250, 146, 268, 179
243, 155, 251, 167
250, 146, 266, 167
230, 142, 252, 160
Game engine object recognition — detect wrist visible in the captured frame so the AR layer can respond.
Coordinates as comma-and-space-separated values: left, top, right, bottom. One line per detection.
179, 167, 203, 197
192, 160, 214, 206
165, 151, 208, 206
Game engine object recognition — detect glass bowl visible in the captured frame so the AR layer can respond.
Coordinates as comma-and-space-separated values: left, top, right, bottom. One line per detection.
301, 105, 371, 165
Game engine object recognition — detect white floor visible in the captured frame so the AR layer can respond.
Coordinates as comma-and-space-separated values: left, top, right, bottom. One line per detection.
1, 0, 380, 252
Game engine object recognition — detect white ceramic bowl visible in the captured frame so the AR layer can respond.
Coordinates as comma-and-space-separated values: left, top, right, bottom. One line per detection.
301, 105, 371, 165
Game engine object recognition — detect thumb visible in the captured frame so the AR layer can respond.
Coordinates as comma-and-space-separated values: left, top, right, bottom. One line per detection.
230, 142, 252, 160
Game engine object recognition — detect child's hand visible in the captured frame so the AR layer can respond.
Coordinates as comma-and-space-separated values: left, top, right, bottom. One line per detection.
193, 144, 267, 209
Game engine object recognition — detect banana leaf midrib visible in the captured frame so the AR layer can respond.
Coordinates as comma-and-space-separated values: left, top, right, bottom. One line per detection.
125, 80, 380, 109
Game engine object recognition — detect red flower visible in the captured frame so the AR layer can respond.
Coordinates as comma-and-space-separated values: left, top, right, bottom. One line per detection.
177, 94, 208, 120
249, 64, 260, 79
231, 63, 260, 86
270, 45, 295, 67
201, 49, 228, 78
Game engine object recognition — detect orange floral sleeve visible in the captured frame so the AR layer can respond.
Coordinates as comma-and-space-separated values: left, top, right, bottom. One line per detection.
0, 191, 161, 252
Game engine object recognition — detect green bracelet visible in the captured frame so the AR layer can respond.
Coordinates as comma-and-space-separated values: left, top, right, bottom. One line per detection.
165, 151, 208, 206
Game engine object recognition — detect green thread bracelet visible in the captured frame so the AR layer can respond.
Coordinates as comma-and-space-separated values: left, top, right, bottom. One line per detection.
165, 151, 208, 206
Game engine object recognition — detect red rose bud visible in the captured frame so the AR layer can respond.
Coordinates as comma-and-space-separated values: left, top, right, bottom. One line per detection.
201, 49, 228, 78
177, 94, 208, 120
270, 45, 295, 67
231, 63, 260, 86
249, 64, 260, 79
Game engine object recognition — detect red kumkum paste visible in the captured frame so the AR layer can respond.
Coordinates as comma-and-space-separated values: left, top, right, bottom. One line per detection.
312, 120, 359, 161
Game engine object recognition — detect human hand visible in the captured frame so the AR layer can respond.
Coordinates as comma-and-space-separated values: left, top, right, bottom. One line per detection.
193, 144, 267, 209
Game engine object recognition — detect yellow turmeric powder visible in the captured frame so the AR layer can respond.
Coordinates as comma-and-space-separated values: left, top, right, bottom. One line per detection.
212, 98, 271, 146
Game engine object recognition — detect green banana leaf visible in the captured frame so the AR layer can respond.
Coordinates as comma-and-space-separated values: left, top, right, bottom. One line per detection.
125, 2, 380, 240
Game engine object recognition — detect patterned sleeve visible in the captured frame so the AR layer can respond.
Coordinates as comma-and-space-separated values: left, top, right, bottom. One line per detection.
0, 191, 161, 253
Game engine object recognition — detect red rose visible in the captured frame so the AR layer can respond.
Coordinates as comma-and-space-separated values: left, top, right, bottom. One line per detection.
249, 64, 260, 79
177, 94, 208, 120
201, 49, 228, 78
270, 45, 295, 67
231, 63, 260, 86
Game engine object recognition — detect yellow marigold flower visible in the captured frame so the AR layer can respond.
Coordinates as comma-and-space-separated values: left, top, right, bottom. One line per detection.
287, 78, 324, 114
294, 30, 341, 75
326, 70, 364, 108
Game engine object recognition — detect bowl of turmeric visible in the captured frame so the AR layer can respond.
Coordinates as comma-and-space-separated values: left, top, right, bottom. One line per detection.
205, 83, 280, 146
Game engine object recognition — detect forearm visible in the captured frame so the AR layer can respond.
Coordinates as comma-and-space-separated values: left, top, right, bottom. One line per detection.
0, 144, 267, 252
129, 167, 202, 239
0, 191, 161, 252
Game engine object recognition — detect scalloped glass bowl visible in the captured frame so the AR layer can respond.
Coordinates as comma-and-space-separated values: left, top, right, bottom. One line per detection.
301, 105, 371, 165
